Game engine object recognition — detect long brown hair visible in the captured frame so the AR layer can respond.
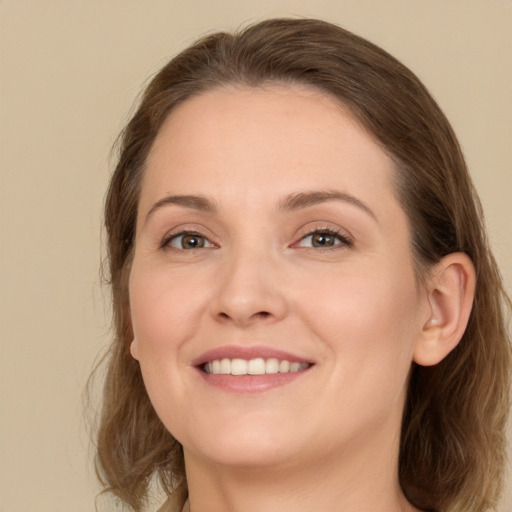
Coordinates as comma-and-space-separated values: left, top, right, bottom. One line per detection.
95, 18, 511, 512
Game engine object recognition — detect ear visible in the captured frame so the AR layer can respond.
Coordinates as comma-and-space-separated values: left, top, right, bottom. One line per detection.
413, 253, 476, 366
130, 339, 140, 361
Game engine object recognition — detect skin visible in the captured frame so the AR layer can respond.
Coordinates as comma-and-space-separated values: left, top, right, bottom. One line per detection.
129, 85, 472, 512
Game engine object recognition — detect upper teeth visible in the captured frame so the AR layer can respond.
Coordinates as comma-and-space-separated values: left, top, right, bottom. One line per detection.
203, 358, 310, 375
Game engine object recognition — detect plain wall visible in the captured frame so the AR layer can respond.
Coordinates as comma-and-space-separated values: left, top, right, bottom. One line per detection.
0, 1, 510, 511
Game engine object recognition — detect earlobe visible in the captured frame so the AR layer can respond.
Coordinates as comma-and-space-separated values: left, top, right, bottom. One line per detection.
413, 253, 476, 366
130, 339, 140, 361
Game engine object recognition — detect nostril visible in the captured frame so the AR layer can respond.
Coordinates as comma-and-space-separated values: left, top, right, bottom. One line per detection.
216, 310, 272, 323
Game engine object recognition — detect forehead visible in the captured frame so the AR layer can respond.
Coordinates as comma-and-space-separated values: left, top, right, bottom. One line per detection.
140, 84, 399, 219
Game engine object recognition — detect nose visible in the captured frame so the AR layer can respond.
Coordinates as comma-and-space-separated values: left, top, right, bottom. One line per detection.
210, 247, 288, 328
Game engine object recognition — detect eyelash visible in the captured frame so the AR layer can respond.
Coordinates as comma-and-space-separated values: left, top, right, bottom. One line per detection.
161, 227, 353, 252
294, 227, 353, 250
161, 230, 215, 250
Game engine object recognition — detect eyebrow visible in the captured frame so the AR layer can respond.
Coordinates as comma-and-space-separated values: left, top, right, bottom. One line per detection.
280, 190, 377, 220
145, 194, 217, 223
144, 190, 377, 224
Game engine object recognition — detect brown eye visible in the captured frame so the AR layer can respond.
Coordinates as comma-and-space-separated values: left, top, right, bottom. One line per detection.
311, 232, 337, 247
167, 232, 213, 249
181, 234, 205, 249
296, 229, 352, 249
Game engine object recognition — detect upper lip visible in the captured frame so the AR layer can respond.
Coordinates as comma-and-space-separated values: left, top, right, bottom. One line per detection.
191, 345, 315, 367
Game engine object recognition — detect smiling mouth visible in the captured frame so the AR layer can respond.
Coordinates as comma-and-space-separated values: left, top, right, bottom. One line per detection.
202, 358, 311, 375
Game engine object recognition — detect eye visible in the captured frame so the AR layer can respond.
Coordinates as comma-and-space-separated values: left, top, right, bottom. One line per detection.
295, 229, 352, 249
164, 231, 215, 250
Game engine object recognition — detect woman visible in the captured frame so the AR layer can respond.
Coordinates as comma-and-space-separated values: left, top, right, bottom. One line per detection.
95, 18, 511, 512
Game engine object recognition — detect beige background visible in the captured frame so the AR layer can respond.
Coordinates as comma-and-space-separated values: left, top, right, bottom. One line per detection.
0, 1, 510, 511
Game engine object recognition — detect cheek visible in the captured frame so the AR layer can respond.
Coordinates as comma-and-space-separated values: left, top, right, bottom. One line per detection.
128, 264, 204, 435
129, 262, 204, 363
301, 260, 420, 380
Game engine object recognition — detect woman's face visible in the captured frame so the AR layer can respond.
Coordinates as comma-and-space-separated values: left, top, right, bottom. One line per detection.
129, 85, 429, 470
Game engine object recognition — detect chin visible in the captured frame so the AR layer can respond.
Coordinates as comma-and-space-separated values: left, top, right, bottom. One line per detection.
179, 415, 308, 469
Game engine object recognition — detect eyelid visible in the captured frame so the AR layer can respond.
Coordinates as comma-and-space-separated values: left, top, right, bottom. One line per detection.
160, 229, 218, 250
158, 224, 353, 251
291, 225, 354, 249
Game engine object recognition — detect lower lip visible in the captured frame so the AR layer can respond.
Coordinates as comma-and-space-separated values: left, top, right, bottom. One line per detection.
197, 368, 311, 393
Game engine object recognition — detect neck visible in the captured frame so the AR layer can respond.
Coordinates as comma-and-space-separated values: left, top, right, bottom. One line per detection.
183, 422, 419, 512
